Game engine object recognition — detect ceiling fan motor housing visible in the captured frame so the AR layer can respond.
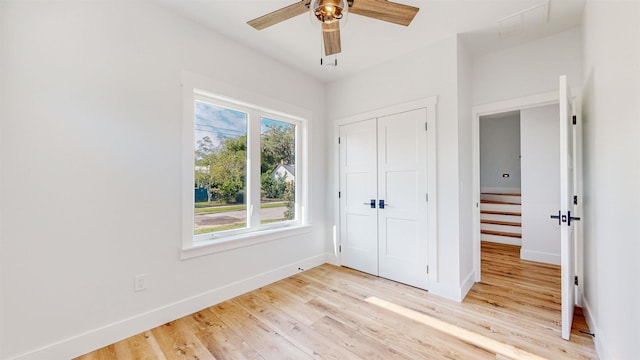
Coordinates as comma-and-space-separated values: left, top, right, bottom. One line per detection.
312, 0, 348, 23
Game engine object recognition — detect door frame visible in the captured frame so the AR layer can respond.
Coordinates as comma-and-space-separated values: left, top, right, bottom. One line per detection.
333, 97, 439, 285
471, 89, 584, 306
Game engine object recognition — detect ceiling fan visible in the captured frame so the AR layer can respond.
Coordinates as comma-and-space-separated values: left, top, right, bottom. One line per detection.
247, 0, 419, 57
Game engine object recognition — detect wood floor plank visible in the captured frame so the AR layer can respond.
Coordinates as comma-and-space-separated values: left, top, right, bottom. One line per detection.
150, 318, 215, 359
182, 310, 264, 360
232, 294, 365, 359
113, 332, 166, 360
75, 242, 597, 360
75, 345, 118, 360
210, 301, 311, 359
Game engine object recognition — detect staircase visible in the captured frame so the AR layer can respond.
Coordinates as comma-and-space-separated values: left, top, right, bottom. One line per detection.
480, 193, 522, 245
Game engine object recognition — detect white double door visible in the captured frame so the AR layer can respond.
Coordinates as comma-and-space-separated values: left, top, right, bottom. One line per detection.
339, 108, 429, 290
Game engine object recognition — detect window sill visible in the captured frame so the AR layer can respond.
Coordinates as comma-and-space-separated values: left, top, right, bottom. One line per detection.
180, 224, 312, 260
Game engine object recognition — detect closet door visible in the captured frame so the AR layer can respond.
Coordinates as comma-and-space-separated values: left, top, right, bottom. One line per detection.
339, 119, 378, 275
339, 108, 429, 290
377, 109, 429, 289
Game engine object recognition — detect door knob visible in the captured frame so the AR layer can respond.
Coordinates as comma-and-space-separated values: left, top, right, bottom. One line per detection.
551, 210, 581, 226
567, 210, 581, 226
363, 199, 376, 208
379, 199, 389, 209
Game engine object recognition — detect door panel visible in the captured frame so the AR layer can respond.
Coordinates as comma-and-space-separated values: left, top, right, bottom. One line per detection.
386, 171, 418, 214
559, 75, 576, 340
339, 119, 378, 275
384, 218, 417, 260
378, 109, 429, 289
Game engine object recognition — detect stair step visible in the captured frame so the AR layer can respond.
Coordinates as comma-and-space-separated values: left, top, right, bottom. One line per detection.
482, 233, 522, 246
481, 210, 521, 216
480, 202, 521, 213
480, 199, 521, 205
481, 192, 521, 196
481, 220, 521, 227
481, 229, 522, 238
481, 213, 521, 223
481, 223, 522, 234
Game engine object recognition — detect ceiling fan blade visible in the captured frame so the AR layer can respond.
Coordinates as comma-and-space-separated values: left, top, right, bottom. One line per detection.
322, 21, 342, 56
247, 1, 310, 30
350, 0, 419, 26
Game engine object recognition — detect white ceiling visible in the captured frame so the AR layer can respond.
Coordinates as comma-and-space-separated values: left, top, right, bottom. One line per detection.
155, 0, 585, 83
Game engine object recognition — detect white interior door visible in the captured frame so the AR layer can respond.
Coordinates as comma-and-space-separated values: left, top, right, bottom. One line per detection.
559, 75, 577, 340
339, 119, 378, 275
377, 109, 429, 289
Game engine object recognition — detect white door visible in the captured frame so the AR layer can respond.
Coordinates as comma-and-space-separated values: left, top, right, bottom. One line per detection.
339, 109, 429, 290
377, 109, 429, 289
559, 75, 578, 340
339, 119, 378, 275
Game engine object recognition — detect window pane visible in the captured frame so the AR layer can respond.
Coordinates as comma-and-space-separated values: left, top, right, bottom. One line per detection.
260, 118, 296, 224
194, 101, 247, 236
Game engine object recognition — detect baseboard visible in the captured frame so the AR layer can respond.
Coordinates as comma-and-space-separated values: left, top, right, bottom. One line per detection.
520, 248, 560, 265
460, 271, 476, 300
324, 251, 340, 266
582, 296, 606, 360
10, 254, 327, 360
429, 276, 474, 303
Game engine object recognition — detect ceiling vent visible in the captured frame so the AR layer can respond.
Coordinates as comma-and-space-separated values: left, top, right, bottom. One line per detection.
498, 1, 550, 37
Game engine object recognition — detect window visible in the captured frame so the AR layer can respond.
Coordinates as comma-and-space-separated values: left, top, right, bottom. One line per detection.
260, 117, 296, 225
194, 101, 249, 236
182, 75, 308, 257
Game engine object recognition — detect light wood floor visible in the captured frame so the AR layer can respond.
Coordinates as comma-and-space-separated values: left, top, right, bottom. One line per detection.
76, 242, 597, 359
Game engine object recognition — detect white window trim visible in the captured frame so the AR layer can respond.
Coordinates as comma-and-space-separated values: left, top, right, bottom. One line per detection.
181, 71, 310, 260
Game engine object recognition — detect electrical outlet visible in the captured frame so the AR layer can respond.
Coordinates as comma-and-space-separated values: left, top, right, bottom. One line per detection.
134, 274, 147, 292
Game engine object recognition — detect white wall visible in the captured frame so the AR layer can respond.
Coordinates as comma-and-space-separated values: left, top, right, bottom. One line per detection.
520, 104, 560, 265
456, 38, 475, 295
581, 1, 640, 358
0, 2, 327, 359
472, 28, 583, 105
326, 36, 466, 300
479, 113, 521, 192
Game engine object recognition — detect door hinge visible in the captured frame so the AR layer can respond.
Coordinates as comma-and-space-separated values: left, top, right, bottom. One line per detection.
426, 265, 429, 275
338, 137, 341, 144
573, 195, 578, 205
339, 245, 342, 253
425, 122, 428, 131
574, 275, 579, 286
572, 115, 577, 125
426, 193, 429, 202
338, 191, 341, 198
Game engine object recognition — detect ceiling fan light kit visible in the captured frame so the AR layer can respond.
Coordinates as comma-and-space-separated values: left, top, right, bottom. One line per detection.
247, 0, 419, 64
311, 0, 348, 24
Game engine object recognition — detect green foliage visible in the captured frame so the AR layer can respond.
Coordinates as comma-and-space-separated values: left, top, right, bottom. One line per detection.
195, 122, 295, 207
261, 172, 287, 199
195, 223, 245, 235
194, 136, 215, 191
195, 135, 246, 203
261, 123, 295, 173
284, 181, 295, 220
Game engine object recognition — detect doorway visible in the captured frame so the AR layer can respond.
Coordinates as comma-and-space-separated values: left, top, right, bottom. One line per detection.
472, 91, 562, 281
478, 111, 523, 248
472, 81, 583, 340
479, 105, 563, 264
